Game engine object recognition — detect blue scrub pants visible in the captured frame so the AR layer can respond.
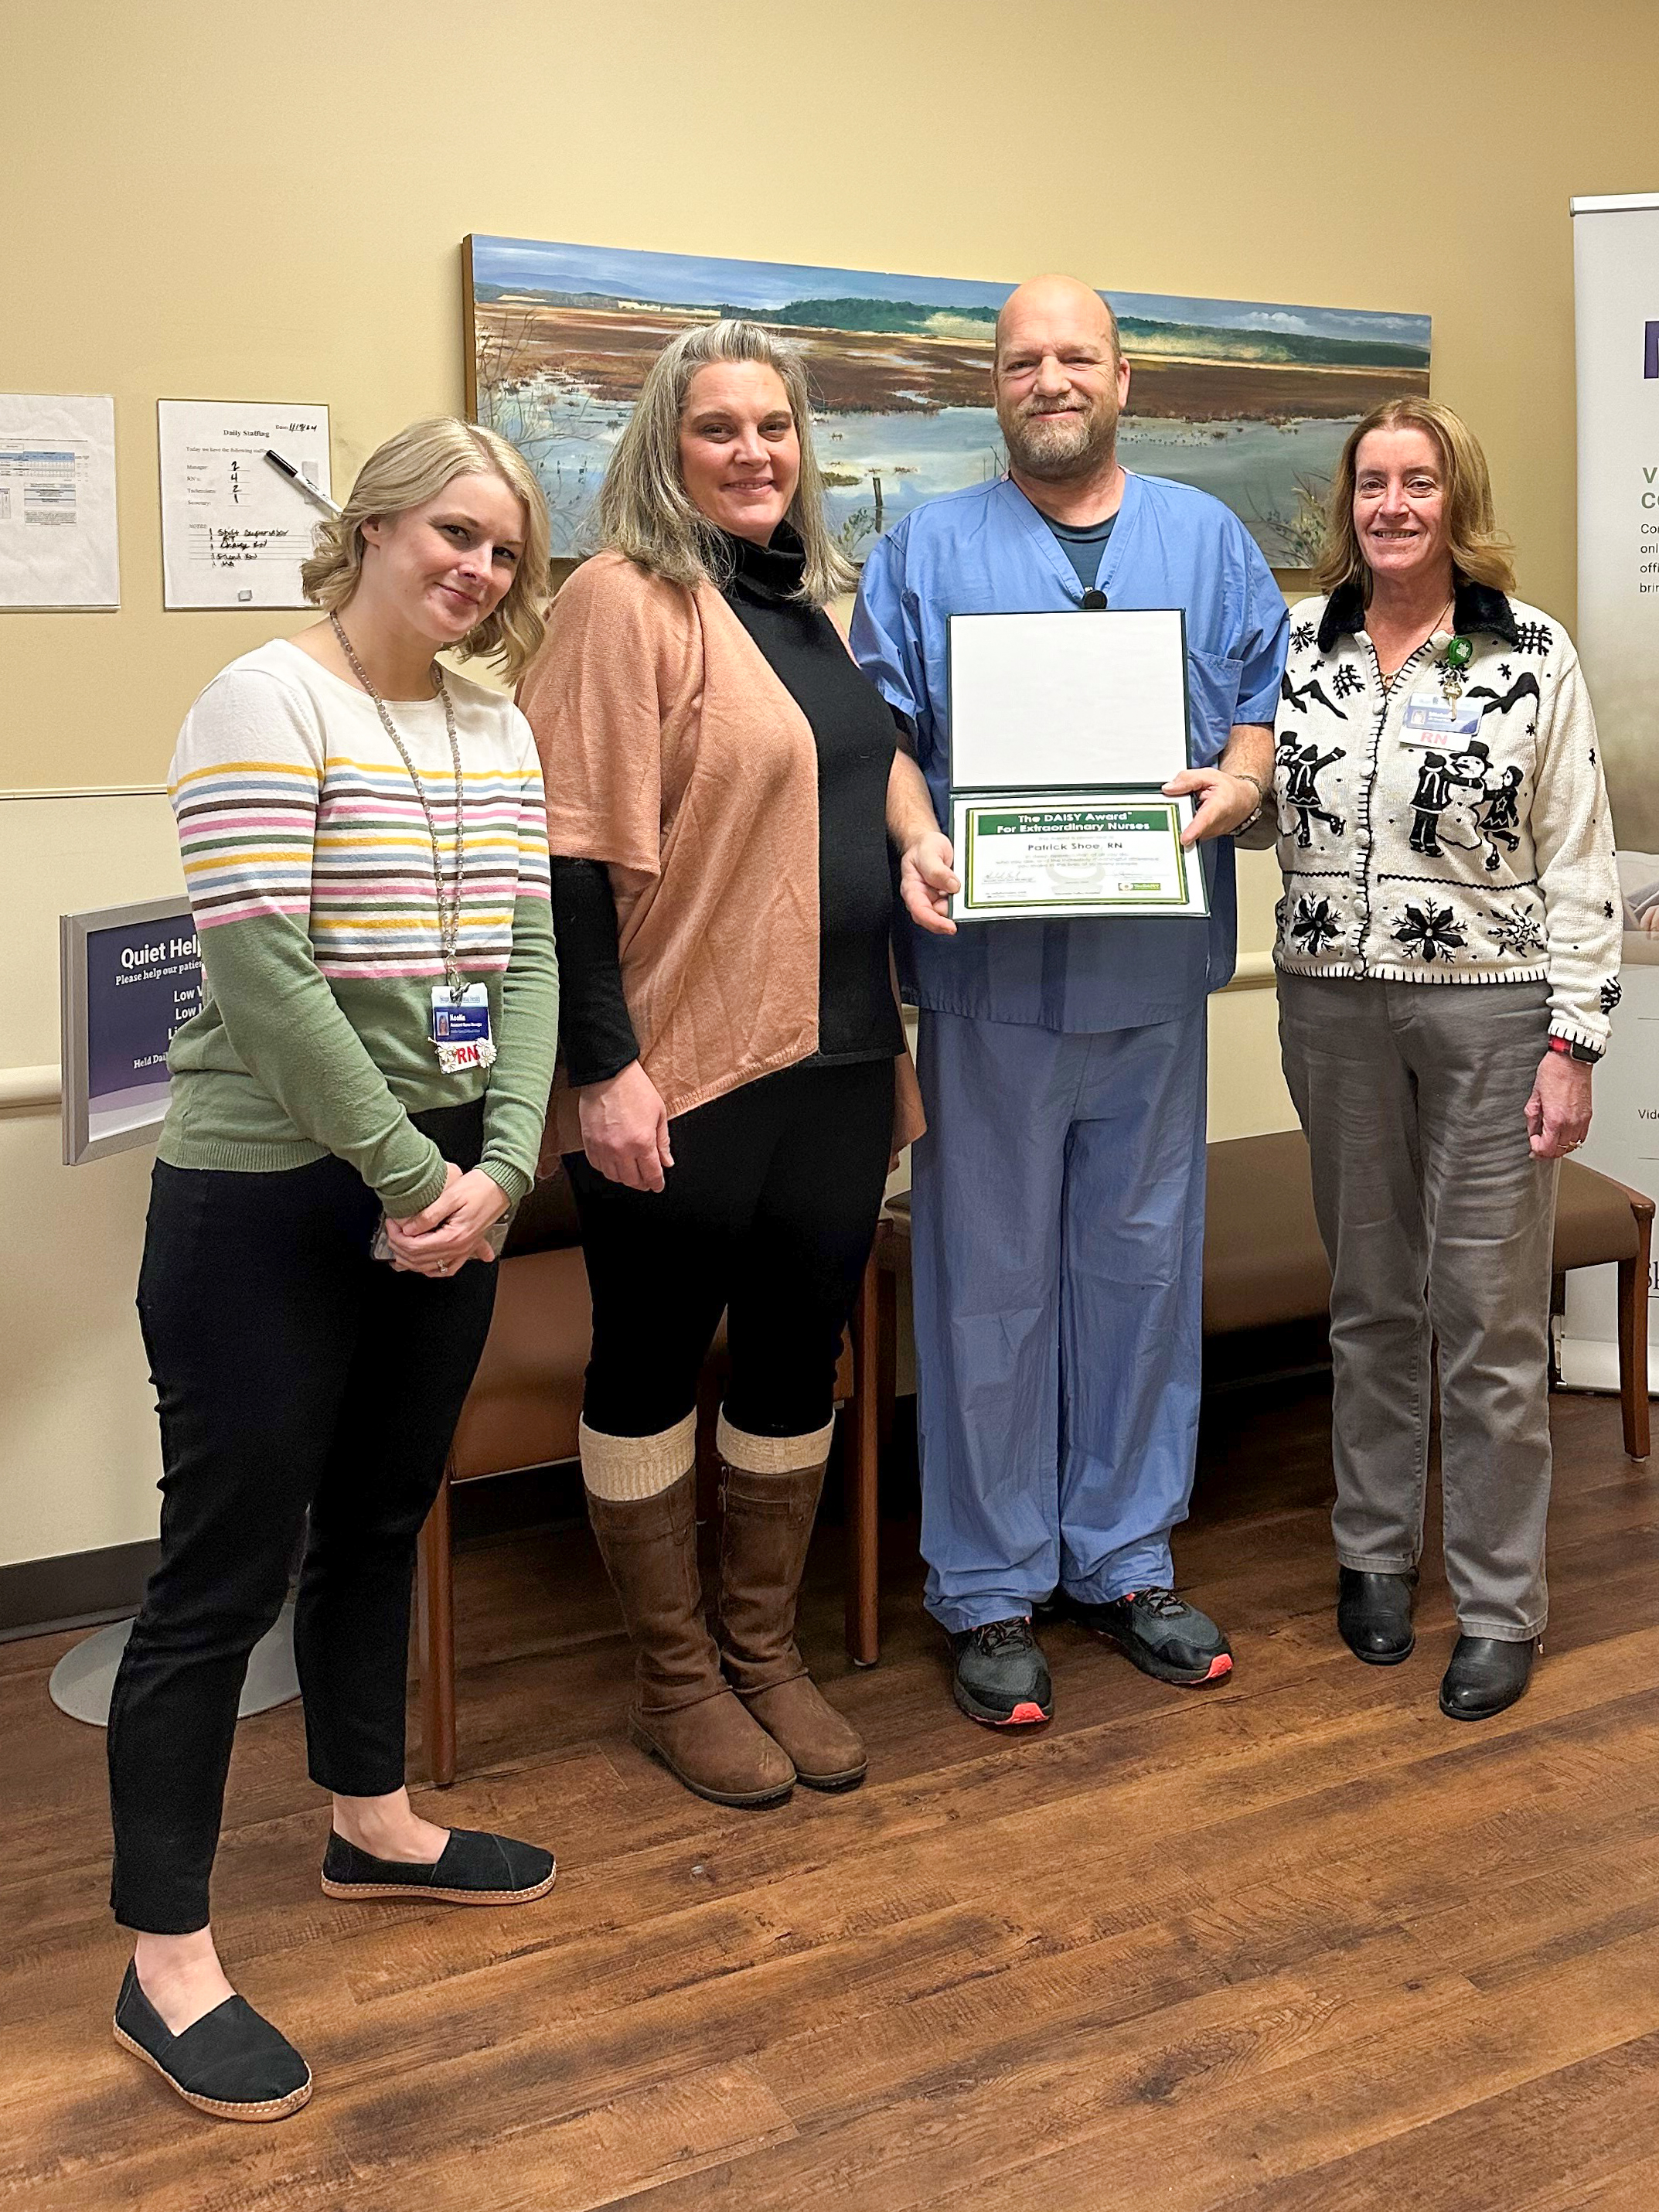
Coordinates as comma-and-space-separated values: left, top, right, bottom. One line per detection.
911, 1006, 1208, 1633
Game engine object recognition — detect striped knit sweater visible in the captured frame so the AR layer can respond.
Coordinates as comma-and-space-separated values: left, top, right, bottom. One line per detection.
157, 638, 558, 1213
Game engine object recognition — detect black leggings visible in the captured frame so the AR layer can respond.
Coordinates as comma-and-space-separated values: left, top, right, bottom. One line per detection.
568, 1058, 894, 1439
107, 1102, 497, 1934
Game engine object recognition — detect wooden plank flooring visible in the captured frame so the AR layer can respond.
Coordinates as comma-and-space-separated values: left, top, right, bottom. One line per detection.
4, 1378, 1658, 2210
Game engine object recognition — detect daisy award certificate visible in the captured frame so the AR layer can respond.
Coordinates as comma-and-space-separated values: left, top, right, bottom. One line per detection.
952, 792, 1202, 919
945, 607, 1208, 922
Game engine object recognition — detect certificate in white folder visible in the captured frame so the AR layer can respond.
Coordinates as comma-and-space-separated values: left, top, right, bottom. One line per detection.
945, 608, 1208, 922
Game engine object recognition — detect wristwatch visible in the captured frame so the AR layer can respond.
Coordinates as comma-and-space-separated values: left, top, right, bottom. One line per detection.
1548, 1034, 1603, 1065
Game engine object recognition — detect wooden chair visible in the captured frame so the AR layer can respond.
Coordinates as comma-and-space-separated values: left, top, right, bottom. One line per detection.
415, 1170, 881, 1786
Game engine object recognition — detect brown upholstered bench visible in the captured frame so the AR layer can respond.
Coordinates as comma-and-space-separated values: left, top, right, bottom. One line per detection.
414, 1171, 876, 1784
870, 1130, 1651, 1662
1204, 1132, 1651, 1464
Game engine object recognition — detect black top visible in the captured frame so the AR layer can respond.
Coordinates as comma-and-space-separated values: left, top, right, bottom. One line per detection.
549, 857, 639, 1087
550, 525, 902, 1089
1044, 509, 1118, 594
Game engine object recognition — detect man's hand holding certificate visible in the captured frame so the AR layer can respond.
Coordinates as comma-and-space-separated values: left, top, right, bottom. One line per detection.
944, 608, 1208, 922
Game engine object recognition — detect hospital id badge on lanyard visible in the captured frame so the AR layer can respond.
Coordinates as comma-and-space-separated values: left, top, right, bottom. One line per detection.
1399, 692, 1484, 748
430, 983, 496, 1074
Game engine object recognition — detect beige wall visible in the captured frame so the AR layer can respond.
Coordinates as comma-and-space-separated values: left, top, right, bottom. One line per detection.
0, 797, 183, 1563
9, 0, 1658, 793
4, 0, 1656, 1569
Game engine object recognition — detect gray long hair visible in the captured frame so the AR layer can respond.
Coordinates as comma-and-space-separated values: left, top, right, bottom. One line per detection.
597, 320, 856, 605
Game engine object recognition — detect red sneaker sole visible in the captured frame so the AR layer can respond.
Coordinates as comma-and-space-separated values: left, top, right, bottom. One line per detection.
1102, 1634, 1235, 1687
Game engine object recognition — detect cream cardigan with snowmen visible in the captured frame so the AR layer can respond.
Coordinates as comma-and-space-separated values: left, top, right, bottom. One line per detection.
1258, 578, 1620, 1055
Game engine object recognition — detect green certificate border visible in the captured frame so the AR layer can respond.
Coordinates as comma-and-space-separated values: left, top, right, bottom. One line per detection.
960, 796, 1192, 914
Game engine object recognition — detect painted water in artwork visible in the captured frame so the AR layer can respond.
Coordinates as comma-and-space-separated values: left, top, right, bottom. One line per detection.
466, 236, 1431, 568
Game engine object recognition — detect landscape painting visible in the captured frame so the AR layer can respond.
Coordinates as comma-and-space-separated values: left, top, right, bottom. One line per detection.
465, 235, 1432, 569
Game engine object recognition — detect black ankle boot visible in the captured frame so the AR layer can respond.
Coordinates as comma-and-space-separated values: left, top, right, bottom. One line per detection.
1336, 1567, 1415, 1665
1439, 1634, 1538, 1721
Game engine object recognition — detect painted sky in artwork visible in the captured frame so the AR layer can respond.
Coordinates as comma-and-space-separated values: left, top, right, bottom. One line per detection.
467, 234, 1430, 565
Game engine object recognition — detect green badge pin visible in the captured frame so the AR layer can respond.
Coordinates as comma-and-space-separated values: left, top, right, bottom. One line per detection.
1444, 636, 1473, 670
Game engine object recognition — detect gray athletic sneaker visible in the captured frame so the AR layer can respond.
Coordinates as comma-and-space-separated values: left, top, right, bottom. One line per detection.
1062, 1587, 1232, 1685
949, 1617, 1054, 1726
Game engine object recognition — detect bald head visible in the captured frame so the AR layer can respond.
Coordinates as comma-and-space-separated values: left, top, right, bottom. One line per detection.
992, 274, 1129, 492
995, 274, 1119, 367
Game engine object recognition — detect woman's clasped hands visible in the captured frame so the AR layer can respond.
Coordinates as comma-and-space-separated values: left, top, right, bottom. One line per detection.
384, 1159, 510, 1275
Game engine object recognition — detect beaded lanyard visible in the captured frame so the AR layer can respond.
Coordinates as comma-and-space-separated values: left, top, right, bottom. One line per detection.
330, 614, 493, 1072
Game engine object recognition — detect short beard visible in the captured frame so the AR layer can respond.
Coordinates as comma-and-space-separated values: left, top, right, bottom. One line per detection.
1000, 400, 1119, 484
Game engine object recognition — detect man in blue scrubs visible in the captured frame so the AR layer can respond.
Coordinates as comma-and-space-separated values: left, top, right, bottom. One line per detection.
857, 275, 1288, 1727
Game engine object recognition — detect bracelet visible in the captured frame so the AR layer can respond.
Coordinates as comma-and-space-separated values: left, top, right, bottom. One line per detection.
1229, 769, 1266, 833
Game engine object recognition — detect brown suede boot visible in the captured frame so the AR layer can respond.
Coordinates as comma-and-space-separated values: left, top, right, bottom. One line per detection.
584, 1464, 795, 1809
716, 1416, 868, 1791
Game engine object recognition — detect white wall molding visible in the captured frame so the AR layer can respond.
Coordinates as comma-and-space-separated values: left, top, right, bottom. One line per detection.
1224, 953, 1276, 992
0, 1065, 61, 1113
0, 785, 167, 804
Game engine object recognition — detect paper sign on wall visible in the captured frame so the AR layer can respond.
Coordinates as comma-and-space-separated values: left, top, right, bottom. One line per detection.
157, 400, 331, 609
0, 394, 120, 610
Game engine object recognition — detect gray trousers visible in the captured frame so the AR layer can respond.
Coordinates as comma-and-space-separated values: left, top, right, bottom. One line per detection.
1277, 973, 1558, 1639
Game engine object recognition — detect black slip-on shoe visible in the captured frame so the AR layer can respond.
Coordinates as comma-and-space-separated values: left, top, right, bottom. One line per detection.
949, 1617, 1053, 1727
1337, 1567, 1417, 1665
1061, 1587, 1234, 1685
113, 1961, 311, 2123
1439, 1634, 1538, 1721
321, 1828, 556, 1905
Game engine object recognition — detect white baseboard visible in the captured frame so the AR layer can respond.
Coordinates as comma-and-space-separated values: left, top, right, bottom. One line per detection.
1553, 1325, 1637, 1395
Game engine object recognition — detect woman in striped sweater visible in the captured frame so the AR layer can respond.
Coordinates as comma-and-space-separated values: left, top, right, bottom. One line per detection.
106, 420, 560, 2122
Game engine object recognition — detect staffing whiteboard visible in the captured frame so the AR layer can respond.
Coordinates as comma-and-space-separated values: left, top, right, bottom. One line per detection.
158, 399, 331, 608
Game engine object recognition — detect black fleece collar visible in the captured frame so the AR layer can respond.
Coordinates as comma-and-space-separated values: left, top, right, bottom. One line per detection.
1317, 574, 1519, 655
720, 521, 807, 607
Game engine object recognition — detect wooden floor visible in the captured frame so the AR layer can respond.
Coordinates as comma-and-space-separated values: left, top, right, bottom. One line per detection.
6, 1379, 1659, 2211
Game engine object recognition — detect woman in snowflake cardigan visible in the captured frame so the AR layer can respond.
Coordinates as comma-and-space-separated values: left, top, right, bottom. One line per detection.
104, 421, 560, 2122
1255, 396, 1618, 1720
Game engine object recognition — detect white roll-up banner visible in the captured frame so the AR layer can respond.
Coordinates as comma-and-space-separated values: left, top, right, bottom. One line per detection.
1560, 194, 1659, 1389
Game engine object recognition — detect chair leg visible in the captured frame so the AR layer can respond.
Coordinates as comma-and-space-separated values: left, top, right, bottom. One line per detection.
416, 1467, 458, 1787
877, 1260, 898, 1467
1618, 1237, 1651, 1464
845, 1253, 881, 1668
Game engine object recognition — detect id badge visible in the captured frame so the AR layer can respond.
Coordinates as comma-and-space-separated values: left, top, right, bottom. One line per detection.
1400, 692, 1484, 748
430, 983, 496, 1073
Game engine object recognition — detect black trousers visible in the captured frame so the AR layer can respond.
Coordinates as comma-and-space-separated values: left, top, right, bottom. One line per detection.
107, 1103, 497, 1934
568, 1058, 894, 1439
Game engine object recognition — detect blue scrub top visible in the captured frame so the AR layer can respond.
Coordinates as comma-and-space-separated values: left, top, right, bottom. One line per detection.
850, 472, 1289, 1033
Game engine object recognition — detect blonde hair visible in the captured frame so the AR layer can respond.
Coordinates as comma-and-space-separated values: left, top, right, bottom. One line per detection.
300, 418, 551, 680
1312, 397, 1516, 598
597, 320, 856, 605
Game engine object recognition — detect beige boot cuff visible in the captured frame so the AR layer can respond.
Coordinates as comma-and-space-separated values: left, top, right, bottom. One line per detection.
579, 1413, 697, 1501
716, 1410, 836, 1475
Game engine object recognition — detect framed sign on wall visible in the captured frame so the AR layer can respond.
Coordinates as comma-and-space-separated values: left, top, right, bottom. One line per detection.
60, 895, 202, 1164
